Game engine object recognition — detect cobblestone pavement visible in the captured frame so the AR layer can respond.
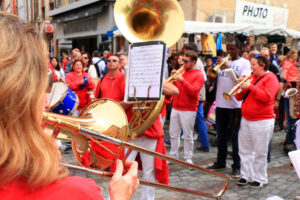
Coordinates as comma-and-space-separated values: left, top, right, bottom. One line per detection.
62, 124, 300, 200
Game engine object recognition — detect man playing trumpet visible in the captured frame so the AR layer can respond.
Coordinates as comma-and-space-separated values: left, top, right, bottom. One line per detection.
169, 51, 204, 164
235, 55, 279, 188
207, 37, 251, 178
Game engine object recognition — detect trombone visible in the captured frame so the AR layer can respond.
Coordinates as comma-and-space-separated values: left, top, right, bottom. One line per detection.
207, 55, 231, 79
223, 72, 253, 101
43, 99, 230, 200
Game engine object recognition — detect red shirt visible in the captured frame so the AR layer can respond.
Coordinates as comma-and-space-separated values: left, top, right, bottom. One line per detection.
94, 71, 125, 101
173, 68, 204, 111
235, 72, 279, 121
282, 60, 299, 82
0, 176, 104, 200
65, 72, 95, 110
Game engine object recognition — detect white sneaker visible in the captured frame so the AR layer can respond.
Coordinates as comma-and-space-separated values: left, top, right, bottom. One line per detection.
193, 134, 198, 141
185, 159, 193, 164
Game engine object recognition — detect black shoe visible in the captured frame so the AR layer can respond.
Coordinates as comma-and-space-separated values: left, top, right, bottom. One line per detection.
249, 181, 263, 188
207, 163, 226, 170
232, 168, 241, 178
196, 147, 209, 152
237, 178, 248, 186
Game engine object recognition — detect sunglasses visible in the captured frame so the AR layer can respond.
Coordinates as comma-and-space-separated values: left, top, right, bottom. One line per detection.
183, 59, 193, 63
107, 59, 119, 63
83, 57, 89, 59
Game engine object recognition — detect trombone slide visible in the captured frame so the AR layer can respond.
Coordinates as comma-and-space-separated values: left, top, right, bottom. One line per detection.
65, 163, 228, 199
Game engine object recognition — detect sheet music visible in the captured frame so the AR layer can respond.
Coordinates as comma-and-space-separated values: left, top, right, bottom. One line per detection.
289, 149, 300, 181
124, 42, 165, 101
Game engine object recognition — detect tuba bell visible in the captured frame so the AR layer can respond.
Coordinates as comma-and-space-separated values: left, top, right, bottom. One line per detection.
114, 0, 185, 135
114, 0, 184, 48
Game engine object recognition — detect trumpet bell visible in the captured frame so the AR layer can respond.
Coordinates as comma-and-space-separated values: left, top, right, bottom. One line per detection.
222, 92, 231, 101
114, 0, 184, 47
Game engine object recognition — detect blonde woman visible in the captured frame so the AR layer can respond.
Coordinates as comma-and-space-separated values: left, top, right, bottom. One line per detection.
0, 12, 138, 200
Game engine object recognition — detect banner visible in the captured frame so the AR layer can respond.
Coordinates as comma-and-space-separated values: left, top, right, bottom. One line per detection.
235, 0, 288, 28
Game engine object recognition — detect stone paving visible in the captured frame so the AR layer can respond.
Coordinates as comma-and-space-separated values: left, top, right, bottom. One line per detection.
62, 124, 300, 200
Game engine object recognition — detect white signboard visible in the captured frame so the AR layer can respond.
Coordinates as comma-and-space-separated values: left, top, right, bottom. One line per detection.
235, 0, 288, 28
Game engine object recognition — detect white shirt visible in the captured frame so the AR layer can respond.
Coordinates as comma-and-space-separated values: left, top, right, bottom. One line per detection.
92, 57, 106, 78
216, 57, 251, 109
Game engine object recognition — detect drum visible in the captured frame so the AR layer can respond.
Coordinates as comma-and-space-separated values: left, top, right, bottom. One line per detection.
47, 82, 78, 115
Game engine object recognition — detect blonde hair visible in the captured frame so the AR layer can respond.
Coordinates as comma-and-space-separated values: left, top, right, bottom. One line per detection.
286, 49, 298, 61
0, 12, 67, 189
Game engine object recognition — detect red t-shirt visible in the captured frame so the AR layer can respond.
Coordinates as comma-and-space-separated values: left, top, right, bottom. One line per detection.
235, 72, 279, 121
172, 68, 204, 111
0, 176, 104, 200
94, 71, 125, 101
65, 72, 95, 110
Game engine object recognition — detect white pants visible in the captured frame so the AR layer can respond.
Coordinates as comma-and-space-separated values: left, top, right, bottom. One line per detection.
169, 108, 197, 160
239, 117, 274, 184
126, 136, 157, 200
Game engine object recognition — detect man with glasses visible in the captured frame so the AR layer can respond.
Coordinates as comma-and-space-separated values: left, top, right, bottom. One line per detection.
94, 54, 125, 101
94, 53, 179, 200
169, 51, 204, 164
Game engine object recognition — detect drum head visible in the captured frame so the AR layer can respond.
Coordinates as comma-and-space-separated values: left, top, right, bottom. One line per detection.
46, 82, 67, 107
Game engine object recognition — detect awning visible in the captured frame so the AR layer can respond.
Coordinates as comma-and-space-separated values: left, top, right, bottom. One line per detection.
114, 20, 300, 39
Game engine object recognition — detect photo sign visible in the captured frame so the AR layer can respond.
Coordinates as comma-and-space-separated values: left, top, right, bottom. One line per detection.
235, 0, 288, 28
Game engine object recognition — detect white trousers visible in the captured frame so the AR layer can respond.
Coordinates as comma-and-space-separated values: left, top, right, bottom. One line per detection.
126, 136, 157, 200
169, 108, 197, 160
239, 117, 274, 184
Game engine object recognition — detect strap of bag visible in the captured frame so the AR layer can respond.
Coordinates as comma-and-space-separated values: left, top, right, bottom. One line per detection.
242, 75, 265, 103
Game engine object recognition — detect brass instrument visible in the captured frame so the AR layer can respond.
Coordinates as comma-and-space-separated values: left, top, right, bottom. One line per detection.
207, 55, 231, 79
223, 72, 252, 101
114, 0, 185, 136
285, 88, 300, 119
166, 65, 185, 82
46, 0, 230, 198
43, 99, 230, 199
114, 0, 184, 47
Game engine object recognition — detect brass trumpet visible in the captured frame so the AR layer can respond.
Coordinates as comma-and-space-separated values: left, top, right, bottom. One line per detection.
166, 66, 185, 82
223, 72, 252, 101
44, 99, 230, 200
207, 55, 231, 79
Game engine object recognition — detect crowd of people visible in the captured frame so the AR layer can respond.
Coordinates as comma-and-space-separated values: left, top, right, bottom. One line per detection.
2, 11, 300, 200
46, 37, 300, 194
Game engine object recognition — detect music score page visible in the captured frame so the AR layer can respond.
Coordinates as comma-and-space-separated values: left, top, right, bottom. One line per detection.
124, 41, 166, 101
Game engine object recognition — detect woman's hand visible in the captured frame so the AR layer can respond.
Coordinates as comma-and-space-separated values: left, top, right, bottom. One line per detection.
240, 79, 251, 90
109, 160, 139, 200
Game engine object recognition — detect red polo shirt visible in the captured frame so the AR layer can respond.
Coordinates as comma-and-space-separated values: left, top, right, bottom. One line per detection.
94, 71, 125, 101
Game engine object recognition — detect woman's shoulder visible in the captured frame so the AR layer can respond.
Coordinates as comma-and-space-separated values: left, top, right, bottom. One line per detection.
0, 176, 104, 200
38, 176, 103, 200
